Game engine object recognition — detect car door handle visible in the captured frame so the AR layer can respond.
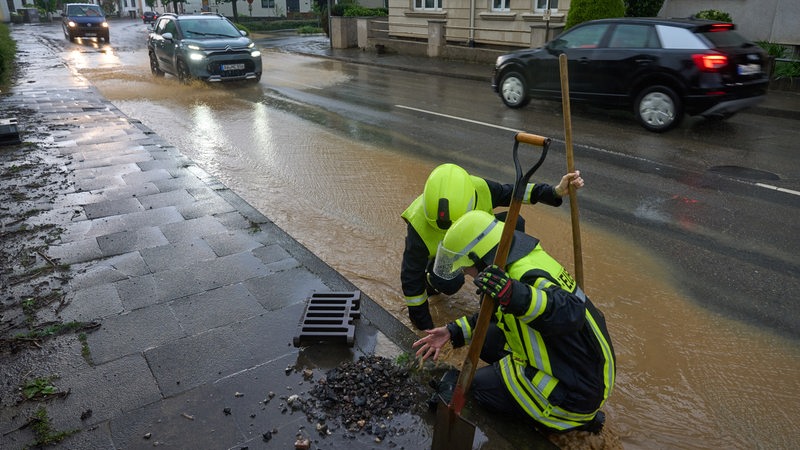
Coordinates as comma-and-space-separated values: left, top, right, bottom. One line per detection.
635, 58, 654, 64
578, 57, 590, 64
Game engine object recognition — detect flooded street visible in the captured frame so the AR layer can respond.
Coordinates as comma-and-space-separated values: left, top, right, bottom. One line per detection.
38, 23, 800, 449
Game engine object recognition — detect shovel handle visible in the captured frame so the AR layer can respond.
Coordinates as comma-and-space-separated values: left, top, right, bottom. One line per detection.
449, 133, 550, 415
515, 132, 549, 147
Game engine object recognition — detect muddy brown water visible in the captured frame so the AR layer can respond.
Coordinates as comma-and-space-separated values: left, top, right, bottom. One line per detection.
76, 53, 800, 449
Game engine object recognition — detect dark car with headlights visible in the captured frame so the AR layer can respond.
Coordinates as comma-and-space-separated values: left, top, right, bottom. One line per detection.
147, 12, 262, 84
491, 17, 769, 132
61, 3, 109, 43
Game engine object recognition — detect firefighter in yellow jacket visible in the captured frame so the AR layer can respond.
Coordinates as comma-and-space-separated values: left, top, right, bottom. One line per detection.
412, 210, 615, 433
401, 163, 583, 330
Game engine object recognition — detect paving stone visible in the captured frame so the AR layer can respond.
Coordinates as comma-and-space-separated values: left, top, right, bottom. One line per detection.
115, 274, 159, 310
45, 354, 162, 430
159, 215, 228, 243
83, 206, 185, 239
108, 381, 247, 449
144, 303, 305, 397
203, 231, 263, 257
140, 239, 217, 273
245, 267, 330, 311
60, 282, 124, 322
48, 236, 103, 265
169, 283, 265, 335
96, 225, 169, 256
67, 253, 148, 290
122, 168, 173, 186
136, 188, 195, 210
86, 303, 185, 365
83, 196, 144, 219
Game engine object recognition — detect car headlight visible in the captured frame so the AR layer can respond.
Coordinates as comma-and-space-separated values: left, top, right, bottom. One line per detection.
251, 50, 261, 58
187, 44, 201, 51
102, 22, 108, 28
68, 20, 76, 27
189, 53, 204, 61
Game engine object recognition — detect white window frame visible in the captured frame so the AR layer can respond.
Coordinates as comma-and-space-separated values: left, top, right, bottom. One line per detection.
414, 0, 442, 11
492, 0, 510, 12
535, 0, 558, 13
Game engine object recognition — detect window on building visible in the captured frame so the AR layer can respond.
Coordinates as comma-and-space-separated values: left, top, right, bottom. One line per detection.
535, 0, 558, 12
492, 0, 509, 12
415, 0, 441, 11
262, 0, 275, 7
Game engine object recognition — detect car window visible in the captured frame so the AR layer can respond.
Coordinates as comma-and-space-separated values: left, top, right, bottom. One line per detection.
557, 24, 610, 49
67, 5, 102, 16
180, 19, 239, 38
656, 25, 707, 49
607, 24, 658, 49
700, 30, 752, 48
163, 20, 177, 36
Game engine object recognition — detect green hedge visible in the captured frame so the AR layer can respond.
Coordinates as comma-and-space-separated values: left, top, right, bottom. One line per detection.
0, 23, 16, 93
236, 19, 321, 32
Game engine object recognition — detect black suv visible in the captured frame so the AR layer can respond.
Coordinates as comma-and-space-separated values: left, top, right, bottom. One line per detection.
147, 13, 262, 83
492, 17, 769, 132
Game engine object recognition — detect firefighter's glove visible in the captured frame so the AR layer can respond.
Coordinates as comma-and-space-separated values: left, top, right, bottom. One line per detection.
473, 265, 531, 316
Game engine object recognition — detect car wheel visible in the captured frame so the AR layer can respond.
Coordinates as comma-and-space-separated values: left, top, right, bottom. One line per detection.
103, 35, 110, 44
499, 71, 530, 109
635, 85, 683, 133
177, 60, 192, 84
149, 52, 164, 77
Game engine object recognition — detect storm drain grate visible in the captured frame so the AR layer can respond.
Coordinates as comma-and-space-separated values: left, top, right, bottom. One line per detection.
293, 291, 361, 347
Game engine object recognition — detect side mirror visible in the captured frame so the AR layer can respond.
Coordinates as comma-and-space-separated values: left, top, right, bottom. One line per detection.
239, 29, 247, 37
547, 38, 566, 51
162, 32, 173, 41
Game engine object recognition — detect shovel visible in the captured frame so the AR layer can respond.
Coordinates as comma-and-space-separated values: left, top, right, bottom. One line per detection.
431, 131, 551, 450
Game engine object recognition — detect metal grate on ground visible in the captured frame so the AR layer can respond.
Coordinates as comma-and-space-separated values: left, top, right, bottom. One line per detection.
293, 291, 361, 347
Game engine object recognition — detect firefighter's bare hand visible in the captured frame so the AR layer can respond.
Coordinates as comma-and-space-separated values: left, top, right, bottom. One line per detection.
412, 327, 450, 362
555, 170, 583, 197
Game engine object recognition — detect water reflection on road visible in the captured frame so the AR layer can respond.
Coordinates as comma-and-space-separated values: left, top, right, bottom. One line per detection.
85, 52, 800, 450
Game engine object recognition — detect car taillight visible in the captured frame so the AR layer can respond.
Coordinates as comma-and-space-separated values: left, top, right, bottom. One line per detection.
709, 23, 733, 32
692, 54, 728, 72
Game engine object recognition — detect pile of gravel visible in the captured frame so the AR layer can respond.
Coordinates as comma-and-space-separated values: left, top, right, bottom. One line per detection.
298, 355, 430, 441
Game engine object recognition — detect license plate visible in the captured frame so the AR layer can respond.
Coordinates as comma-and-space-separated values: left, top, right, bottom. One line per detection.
738, 63, 760, 75
221, 63, 245, 71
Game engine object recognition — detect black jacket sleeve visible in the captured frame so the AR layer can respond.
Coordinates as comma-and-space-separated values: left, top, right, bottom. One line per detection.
484, 178, 563, 208
400, 224, 431, 297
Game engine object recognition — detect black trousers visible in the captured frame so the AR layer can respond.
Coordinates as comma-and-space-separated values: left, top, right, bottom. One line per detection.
471, 323, 522, 415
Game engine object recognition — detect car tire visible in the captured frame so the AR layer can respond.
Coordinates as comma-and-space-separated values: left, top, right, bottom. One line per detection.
499, 71, 530, 108
177, 60, 192, 84
149, 52, 165, 77
103, 35, 110, 44
635, 85, 683, 133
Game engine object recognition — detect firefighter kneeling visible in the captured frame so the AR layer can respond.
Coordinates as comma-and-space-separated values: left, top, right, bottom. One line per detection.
412, 210, 615, 434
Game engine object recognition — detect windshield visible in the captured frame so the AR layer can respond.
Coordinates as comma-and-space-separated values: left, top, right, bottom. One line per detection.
67, 5, 103, 16
180, 19, 240, 38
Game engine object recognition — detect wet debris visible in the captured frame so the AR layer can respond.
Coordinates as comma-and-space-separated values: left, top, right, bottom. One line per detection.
296, 355, 428, 440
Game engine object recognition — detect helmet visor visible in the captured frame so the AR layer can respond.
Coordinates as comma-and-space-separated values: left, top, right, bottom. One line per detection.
433, 241, 469, 280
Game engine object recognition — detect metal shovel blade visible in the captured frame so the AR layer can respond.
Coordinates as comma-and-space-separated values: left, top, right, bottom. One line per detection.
432, 396, 476, 450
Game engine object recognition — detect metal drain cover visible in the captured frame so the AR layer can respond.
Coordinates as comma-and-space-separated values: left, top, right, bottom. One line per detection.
708, 165, 779, 181
293, 291, 361, 347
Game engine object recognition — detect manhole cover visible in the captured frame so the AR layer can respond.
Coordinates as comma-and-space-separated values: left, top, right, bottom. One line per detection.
708, 165, 780, 181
